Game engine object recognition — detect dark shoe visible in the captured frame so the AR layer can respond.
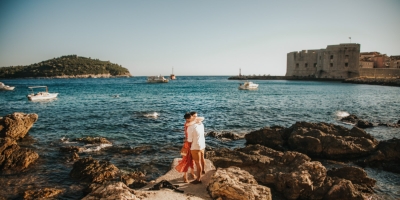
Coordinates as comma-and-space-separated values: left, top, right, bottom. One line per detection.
202, 171, 206, 174
190, 180, 202, 184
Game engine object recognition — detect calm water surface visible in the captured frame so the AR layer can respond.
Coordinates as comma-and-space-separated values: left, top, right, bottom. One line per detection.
0, 76, 399, 199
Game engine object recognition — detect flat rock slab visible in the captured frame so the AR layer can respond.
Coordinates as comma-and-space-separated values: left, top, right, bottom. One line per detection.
137, 158, 216, 200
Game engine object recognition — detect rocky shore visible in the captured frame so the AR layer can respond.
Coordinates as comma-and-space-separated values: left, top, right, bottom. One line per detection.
343, 77, 400, 87
228, 75, 343, 81
228, 75, 400, 87
1, 112, 399, 199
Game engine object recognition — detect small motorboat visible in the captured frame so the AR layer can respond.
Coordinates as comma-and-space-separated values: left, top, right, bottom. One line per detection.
147, 75, 169, 83
0, 82, 15, 91
27, 86, 58, 101
238, 81, 258, 90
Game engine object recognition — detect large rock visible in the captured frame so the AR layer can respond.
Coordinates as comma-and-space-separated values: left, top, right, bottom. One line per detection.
340, 114, 359, 124
206, 145, 326, 199
356, 120, 374, 128
245, 126, 289, 151
357, 138, 400, 173
23, 188, 63, 200
246, 122, 379, 159
341, 114, 399, 128
207, 131, 243, 140
207, 166, 272, 200
321, 178, 365, 200
120, 171, 147, 188
70, 157, 119, 183
0, 113, 38, 140
206, 145, 372, 200
327, 166, 376, 193
0, 137, 39, 172
82, 181, 139, 200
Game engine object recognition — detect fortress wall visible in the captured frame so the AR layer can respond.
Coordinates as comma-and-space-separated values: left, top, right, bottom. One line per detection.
287, 43, 360, 79
286, 49, 321, 77
359, 68, 400, 78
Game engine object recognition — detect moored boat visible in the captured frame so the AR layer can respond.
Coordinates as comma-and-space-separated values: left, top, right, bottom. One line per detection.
238, 81, 258, 90
27, 86, 58, 101
147, 75, 169, 83
0, 82, 15, 91
170, 67, 176, 80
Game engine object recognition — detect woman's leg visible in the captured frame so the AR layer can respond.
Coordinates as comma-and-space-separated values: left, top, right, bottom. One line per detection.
183, 172, 189, 183
190, 168, 197, 179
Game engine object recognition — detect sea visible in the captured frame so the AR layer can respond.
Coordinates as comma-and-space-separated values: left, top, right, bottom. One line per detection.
0, 76, 399, 199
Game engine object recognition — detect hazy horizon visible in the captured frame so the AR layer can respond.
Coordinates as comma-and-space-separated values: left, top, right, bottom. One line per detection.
1, 0, 399, 76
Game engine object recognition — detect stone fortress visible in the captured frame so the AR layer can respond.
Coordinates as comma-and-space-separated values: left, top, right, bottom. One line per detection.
286, 43, 400, 79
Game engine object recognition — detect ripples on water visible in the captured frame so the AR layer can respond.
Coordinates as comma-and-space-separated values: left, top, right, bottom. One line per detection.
0, 76, 399, 199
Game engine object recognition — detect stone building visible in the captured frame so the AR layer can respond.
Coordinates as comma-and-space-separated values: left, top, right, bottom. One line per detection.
359, 52, 390, 68
389, 55, 400, 69
286, 43, 360, 79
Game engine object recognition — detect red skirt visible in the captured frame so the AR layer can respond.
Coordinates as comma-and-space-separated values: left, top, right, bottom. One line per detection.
175, 142, 194, 172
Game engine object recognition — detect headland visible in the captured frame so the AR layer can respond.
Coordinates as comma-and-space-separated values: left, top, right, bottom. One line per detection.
0, 55, 132, 79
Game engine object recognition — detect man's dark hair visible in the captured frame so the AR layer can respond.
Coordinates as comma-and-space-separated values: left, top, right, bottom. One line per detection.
189, 111, 197, 116
184, 113, 191, 119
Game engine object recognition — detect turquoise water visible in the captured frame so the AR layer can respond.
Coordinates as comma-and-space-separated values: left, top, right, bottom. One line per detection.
0, 76, 399, 199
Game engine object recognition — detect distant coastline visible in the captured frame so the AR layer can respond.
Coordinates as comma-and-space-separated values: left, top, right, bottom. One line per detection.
12, 74, 132, 79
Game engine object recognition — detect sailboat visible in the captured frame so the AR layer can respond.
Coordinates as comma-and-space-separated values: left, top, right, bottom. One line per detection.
170, 67, 176, 80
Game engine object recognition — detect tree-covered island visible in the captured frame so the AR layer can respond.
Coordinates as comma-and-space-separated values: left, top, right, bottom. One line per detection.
0, 55, 132, 78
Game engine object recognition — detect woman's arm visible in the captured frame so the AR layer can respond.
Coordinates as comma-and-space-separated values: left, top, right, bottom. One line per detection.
194, 117, 204, 123
185, 117, 205, 127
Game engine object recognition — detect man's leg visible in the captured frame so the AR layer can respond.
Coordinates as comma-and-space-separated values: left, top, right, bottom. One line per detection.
191, 150, 203, 182
200, 149, 205, 174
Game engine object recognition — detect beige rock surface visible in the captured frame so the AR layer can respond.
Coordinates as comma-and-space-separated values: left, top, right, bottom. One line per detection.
208, 166, 272, 200
0, 112, 38, 140
136, 158, 216, 200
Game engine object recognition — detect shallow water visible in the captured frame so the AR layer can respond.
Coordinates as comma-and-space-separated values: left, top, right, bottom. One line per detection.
0, 76, 399, 199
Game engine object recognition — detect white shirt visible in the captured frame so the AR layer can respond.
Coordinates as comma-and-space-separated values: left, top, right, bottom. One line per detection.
187, 122, 205, 150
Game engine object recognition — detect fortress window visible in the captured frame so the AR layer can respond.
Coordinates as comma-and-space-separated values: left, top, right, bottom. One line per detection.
296, 63, 299, 68
305, 63, 308, 68
345, 63, 348, 67
345, 55, 349, 59
330, 63, 333, 67
330, 55, 334, 59
314, 63, 317, 67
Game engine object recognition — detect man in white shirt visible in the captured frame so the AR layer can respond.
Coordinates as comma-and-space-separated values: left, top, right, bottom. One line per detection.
187, 113, 206, 184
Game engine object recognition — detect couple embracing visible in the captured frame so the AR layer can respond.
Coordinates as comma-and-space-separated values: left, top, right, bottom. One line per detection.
175, 111, 205, 184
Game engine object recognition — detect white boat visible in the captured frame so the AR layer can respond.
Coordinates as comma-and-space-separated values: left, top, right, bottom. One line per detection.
147, 75, 169, 83
27, 86, 58, 101
238, 81, 259, 90
0, 82, 15, 91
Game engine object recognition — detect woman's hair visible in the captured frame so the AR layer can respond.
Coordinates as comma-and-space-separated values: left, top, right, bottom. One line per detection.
184, 113, 192, 119
189, 111, 197, 116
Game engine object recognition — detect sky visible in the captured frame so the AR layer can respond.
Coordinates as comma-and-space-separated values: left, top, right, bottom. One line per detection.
0, 0, 399, 76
